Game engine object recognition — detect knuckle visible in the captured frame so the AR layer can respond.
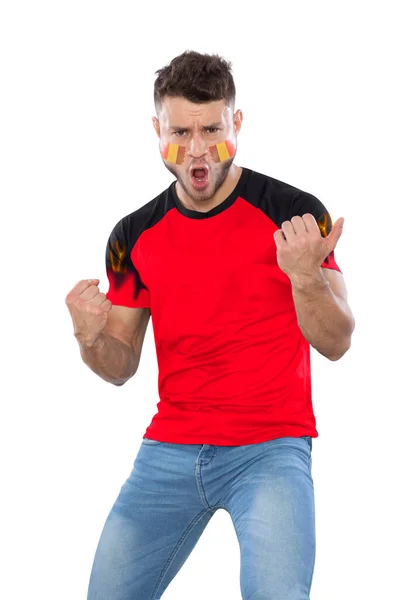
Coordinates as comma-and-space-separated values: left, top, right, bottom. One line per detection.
86, 302, 96, 314
73, 298, 83, 311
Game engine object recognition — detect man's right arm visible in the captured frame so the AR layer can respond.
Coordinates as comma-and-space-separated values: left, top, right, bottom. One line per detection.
66, 276, 151, 386
76, 302, 151, 385
77, 332, 138, 386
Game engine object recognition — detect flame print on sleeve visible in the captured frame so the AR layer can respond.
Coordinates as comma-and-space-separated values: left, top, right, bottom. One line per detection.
109, 240, 127, 273
209, 140, 236, 163
106, 236, 150, 306
317, 212, 335, 265
317, 212, 332, 238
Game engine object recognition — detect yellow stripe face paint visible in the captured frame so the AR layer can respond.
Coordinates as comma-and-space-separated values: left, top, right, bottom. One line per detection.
161, 140, 235, 164
167, 143, 179, 163
217, 142, 230, 161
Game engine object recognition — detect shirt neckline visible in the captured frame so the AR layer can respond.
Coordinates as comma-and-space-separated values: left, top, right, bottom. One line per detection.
170, 166, 251, 220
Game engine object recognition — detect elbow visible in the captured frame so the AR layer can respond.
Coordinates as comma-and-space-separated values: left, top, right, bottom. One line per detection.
111, 377, 129, 386
327, 316, 355, 361
110, 367, 137, 386
327, 337, 352, 361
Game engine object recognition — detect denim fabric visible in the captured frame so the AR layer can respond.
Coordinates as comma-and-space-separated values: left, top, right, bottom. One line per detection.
87, 436, 315, 599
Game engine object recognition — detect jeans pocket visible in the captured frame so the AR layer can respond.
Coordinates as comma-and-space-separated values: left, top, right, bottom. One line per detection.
142, 438, 163, 445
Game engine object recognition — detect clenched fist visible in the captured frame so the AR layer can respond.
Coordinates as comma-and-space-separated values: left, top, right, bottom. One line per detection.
273, 213, 344, 281
65, 279, 112, 348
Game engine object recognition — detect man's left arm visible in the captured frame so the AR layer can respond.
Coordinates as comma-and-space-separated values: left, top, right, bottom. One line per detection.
290, 267, 355, 361
274, 206, 355, 361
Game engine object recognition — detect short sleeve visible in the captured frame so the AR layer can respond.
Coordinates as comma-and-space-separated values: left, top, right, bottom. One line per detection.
105, 218, 151, 308
291, 191, 342, 273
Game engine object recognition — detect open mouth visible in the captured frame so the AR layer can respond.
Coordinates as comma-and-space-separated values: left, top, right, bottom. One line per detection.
190, 166, 209, 189
191, 167, 208, 181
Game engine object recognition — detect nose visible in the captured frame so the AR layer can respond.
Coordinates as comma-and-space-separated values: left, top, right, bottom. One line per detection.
187, 132, 208, 159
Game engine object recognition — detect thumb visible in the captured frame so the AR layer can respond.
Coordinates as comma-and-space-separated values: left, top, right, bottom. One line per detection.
325, 217, 344, 252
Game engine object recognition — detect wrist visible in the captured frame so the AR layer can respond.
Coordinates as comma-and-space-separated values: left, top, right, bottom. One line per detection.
289, 268, 329, 292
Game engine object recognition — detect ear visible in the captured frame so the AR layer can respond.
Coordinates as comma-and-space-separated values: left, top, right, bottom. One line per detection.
152, 116, 160, 138
234, 109, 243, 135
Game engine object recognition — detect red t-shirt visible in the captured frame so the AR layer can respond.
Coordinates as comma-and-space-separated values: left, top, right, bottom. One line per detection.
105, 167, 341, 445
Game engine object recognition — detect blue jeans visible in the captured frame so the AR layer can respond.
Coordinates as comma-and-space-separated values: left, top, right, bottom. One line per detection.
87, 436, 315, 600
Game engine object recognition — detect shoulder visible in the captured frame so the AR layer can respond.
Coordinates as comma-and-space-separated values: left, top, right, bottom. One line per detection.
245, 167, 331, 228
244, 167, 300, 203
108, 186, 171, 243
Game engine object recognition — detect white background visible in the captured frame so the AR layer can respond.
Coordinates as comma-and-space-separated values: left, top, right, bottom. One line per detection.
1, 1, 415, 598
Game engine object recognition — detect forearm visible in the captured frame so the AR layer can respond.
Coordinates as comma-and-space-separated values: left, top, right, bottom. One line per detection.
290, 269, 354, 360
77, 332, 137, 385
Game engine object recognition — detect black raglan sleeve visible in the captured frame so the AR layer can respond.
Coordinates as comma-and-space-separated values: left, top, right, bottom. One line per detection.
105, 217, 151, 308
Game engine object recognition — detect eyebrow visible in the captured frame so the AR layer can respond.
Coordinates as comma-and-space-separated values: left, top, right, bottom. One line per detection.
168, 122, 224, 131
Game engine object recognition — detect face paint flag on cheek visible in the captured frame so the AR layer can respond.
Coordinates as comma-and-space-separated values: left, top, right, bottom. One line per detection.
161, 142, 186, 165
209, 140, 236, 163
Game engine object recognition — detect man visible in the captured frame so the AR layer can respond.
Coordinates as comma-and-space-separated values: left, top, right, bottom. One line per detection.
66, 50, 355, 600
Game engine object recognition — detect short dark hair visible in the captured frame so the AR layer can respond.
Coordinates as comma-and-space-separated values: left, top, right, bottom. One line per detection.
154, 50, 236, 113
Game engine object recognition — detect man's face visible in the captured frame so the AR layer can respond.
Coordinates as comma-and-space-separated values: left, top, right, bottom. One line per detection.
152, 97, 242, 203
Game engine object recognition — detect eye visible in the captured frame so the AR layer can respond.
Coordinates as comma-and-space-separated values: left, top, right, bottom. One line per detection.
206, 127, 220, 133
173, 130, 187, 137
